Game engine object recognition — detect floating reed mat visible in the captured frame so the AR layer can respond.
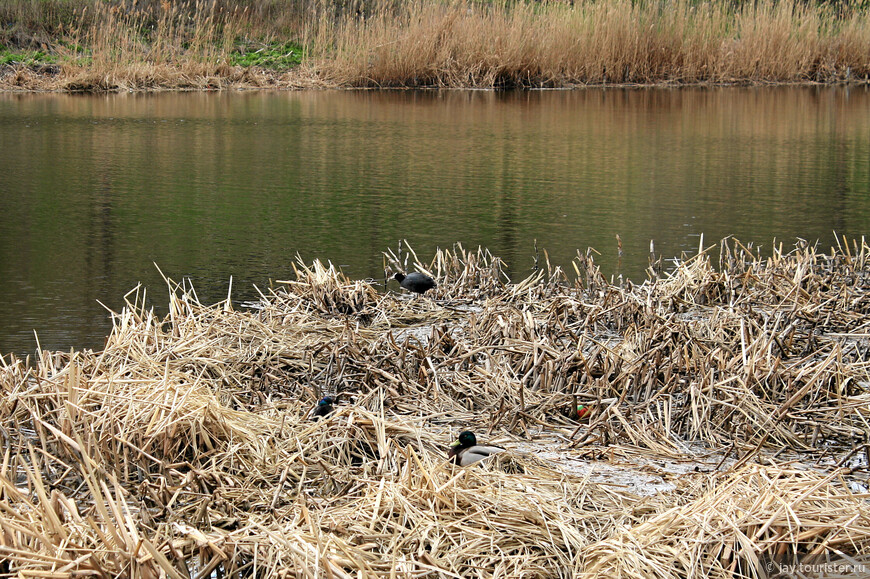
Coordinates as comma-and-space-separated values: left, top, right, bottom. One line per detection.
1, 237, 869, 577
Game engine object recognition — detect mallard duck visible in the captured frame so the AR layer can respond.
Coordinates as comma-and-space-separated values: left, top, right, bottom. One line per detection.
311, 396, 335, 421
447, 431, 505, 466
393, 272, 436, 295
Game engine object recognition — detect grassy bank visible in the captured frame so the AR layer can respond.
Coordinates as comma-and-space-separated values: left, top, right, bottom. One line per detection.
1, 239, 870, 576
0, 0, 869, 91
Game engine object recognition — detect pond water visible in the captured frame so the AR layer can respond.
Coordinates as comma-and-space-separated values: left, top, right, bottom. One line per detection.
1, 87, 869, 357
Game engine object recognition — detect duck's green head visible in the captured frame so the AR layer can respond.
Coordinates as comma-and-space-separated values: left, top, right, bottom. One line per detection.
451, 431, 477, 449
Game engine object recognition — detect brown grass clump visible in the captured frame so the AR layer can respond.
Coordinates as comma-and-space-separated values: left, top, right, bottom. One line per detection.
1, 237, 870, 576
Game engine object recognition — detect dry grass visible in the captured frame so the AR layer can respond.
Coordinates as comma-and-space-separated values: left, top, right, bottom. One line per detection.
1, 237, 870, 576
54, 1, 270, 92
1, 0, 318, 91
312, 0, 870, 88
1, 0, 868, 91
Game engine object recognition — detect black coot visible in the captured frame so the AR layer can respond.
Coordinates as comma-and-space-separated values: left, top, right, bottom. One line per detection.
393, 272, 436, 295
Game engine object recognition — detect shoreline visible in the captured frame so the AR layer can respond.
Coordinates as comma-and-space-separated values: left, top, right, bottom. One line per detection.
3, 64, 868, 93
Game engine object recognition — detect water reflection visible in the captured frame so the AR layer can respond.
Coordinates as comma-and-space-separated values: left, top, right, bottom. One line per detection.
0, 87, 868, 356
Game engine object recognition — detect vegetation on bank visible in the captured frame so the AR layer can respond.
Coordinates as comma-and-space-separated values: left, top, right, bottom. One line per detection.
0, 0, 868, 91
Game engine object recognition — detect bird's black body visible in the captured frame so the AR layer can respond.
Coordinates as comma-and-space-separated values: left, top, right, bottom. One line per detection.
448, 431, 505, 466
311, 396, 335, 420
393, 272, 436, 295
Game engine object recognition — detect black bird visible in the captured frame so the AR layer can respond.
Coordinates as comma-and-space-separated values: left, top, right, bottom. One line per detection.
311, 396, 335, 421
447, 431, 505, 466
393, 272, 436, 295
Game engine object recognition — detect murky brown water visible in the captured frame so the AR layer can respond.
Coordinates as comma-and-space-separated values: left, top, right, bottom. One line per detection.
1, 87, 869, 356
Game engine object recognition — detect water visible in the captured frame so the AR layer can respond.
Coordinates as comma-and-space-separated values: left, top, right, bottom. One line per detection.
1, 87, 868, 357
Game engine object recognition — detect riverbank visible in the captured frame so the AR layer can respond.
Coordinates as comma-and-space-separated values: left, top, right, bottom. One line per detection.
1, 239, 869, 576
2, 0, 869, 92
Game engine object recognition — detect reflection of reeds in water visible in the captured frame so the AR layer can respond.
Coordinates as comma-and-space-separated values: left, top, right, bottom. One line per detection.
1, 237, 870, 576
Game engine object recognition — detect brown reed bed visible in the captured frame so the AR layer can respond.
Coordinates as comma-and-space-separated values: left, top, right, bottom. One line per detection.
1, 237, 870, 577
313, 0, 870, 88
1, 0, 868, 92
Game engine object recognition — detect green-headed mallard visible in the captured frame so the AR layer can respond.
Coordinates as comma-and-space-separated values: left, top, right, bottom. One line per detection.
393, 272, 436, 295
448, 431, 505, 466
311, 396, 335, 421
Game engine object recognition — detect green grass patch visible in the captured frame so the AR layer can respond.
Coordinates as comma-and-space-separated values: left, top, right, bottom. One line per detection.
0, 48, 57, 66
229, 41, 303, 70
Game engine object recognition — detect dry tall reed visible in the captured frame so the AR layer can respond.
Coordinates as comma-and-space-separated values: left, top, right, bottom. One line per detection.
1, 237, 869, 576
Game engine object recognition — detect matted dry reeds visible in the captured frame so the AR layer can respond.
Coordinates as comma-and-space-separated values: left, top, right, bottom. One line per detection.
1, 237, 869, 577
